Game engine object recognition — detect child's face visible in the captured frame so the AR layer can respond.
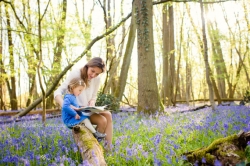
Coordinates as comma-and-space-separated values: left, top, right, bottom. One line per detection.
73, 85, 85, 96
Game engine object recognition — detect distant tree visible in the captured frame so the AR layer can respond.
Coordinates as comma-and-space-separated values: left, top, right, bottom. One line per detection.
102, 0, 127, 95
221, 3, 248, 98
199, 0, 215, 109
0, 6, 6, 110
206, 5, 227, 99
115, 1, 136, 102
5, 4, 18, 110
161, 4, 175, 106
100, 0, 118, 94
135, 0, 159, 115
45, 0, 67, 109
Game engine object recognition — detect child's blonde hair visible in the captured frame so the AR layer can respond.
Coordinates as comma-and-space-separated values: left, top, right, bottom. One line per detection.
67, 78, 86, 93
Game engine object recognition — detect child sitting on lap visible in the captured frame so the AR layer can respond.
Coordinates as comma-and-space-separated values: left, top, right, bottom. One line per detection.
61, 78, 106, 141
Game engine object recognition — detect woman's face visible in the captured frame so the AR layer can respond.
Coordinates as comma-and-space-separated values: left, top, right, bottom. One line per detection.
87, 66, 103, 80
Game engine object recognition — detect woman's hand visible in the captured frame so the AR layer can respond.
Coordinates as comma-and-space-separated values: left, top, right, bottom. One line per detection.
75, 114, 80, 120
88, 99, 96, 107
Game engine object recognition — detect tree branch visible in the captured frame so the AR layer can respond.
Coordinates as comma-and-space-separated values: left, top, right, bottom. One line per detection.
14, 12, 131, 117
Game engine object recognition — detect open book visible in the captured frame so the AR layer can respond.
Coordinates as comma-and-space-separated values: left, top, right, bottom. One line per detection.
79, 105, 108, 113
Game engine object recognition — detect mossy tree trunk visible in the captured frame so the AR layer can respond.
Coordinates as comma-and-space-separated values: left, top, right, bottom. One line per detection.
72, 125, 107, 166
183, 130, 250, 165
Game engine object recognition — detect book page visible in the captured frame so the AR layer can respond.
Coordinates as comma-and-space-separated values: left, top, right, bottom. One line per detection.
79, 105, 107, 113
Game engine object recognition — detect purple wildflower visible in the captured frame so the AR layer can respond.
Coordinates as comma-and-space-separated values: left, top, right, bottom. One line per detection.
214, 159, 222, 166
194, 160, 199, 166
166, 156, 172, 165
202, 157, 206, 163
154, 156, 162, 166
181, 155, 187, 160
154, 134, 162, 146
92, 150, 99, 166
170, 148, 174, 156
223, 123, 229, 130
126, 147, 132, 156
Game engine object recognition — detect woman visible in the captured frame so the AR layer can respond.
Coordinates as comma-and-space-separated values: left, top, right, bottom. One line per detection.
54, 57, 113, 149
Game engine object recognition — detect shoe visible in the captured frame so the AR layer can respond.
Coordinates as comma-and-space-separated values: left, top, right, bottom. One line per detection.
93, 131, 106, 139
97, 137, 104, 142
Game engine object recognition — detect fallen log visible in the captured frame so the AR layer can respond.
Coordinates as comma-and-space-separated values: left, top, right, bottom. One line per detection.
0, 114, 61, 124
179, 104, 211, 113
72, 124, 107, 166
0, 108, 60, 116
183, 130, 250, 165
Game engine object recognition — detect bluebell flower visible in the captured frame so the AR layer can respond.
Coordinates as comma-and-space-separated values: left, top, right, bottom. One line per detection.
214, 159, 222, 166
73, 146, 78, 153
154, 156, 162, 166
224, 123, 229, 130
170, 148, 174, 156
247, 122, 250, 130
202, 157, 206, 163
181, 155, 187, 160
92, 150, 99, 166
154, 134, 161, 146
166, 156, 172, 165
142, 151, 148, 158
126, 147, 132, 156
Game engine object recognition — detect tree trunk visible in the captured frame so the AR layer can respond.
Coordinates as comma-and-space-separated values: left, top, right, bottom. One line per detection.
199, 0, 215, 109
135, 0, 159, 114
185, 61, 192, 105
102, 0, 117, 94
162, 4, 175, 106
183, 130, 250, 165
46, 0, 67, 109
5, 4, 18, 110
0, 10, 5, 110
206, 5, 227, 99
72, 125, 107, 166
161, 4, 169, 105
115, 1, 136, 101
168, 5, 175, 106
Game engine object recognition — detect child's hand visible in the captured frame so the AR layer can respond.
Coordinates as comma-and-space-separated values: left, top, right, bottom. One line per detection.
71, 105, 80, 111
75, 114, 80, 120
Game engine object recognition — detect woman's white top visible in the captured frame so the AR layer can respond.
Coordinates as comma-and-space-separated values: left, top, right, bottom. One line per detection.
54, 68, 101, 116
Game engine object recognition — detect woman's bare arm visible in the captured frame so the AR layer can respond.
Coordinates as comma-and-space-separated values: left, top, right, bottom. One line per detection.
55, 95, 64, 107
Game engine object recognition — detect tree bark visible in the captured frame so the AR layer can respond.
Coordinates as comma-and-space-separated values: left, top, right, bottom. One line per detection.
135, 0, 159, 114
5, 4, 18, 110
72, 125, 107, 166
115, 1, 136, 101
161, 4, 175, 106
199, 0, 215, 109
161, 4, 169, 105
183, 130, 250, 165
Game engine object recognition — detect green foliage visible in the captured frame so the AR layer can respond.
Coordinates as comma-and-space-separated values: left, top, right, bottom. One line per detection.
95, 93, 120, 112
246, 145, 250, 163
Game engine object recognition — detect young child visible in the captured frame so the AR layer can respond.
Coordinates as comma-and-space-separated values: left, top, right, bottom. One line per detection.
61, 77, 106, 141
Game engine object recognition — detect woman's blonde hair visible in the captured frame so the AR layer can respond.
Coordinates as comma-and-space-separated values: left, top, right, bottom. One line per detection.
67, 78, 86, 93
80, 57, 106, 87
